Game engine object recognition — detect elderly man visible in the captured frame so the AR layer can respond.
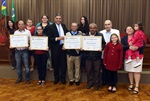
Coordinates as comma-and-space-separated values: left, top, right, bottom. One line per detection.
84, 23, 106, 90
46, 14, 68, 85
100, 20, 120, 86
65, 23, 82, 86
11, 20, 31, 84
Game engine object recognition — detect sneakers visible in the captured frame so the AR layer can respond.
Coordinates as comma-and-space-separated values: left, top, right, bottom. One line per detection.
125, 59, 132, 64
134, 63, 141, 68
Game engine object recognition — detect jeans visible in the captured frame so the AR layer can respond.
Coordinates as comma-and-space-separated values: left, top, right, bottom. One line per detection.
15, 49, 30, 81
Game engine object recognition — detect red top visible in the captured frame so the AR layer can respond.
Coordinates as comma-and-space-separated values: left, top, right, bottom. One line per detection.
34, 50, 47, 54
103, 42, 123, 71
132, 30, 144, 48
25, 26, 35, 36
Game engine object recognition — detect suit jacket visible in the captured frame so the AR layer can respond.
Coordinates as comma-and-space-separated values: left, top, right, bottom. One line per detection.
46, 23, 68, 49
84, 32, 106, 60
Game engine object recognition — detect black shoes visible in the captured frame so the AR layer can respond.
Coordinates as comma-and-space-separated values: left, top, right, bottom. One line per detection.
101, 82, 107, 86
61, 80, 66, 85
75, 82, 80, 86
69, 82, 74, 85
94, 86, 99, 90
54, 80, 59, 85
86, 85, 93, 89
26, 80, 30, 84
15, 78, 23, 84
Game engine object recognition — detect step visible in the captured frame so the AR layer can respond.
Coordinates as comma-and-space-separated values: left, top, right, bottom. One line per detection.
0, 64, 150, 84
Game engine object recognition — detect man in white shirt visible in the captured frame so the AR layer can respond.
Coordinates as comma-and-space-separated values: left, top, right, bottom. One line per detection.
12, 20, 31, 84
100, 20, 120, 86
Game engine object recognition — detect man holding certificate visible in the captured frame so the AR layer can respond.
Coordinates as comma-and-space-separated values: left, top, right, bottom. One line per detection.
64, 23, 82, 86
10, 20, 31, 84
84, 23, 106, 90
46, 14, 68, 85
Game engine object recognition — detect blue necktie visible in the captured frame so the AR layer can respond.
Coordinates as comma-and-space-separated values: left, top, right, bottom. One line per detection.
58, 24, 62, 44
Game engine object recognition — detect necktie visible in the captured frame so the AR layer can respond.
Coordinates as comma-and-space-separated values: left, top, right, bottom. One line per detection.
58, 24, 62, 44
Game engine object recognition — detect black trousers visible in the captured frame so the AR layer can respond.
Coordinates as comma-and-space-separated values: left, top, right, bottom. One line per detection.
101, 59, 108, 84
51, 45, 67, 82
86, 59, 101, 87
106, 69, 118, 87
34, 54, 47, 81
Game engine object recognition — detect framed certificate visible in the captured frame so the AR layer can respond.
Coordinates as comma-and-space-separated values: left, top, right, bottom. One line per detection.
64, 36, 82, 49
30, 36, 48, 50
82, 36, 102, 51
10, 35, 28, 48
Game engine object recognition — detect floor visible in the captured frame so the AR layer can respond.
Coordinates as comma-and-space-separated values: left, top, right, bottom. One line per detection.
0, 78, 150, 101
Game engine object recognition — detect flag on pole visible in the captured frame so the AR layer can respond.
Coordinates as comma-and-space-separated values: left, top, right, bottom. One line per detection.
11, 0, 16, 22
1, 0, 7, 16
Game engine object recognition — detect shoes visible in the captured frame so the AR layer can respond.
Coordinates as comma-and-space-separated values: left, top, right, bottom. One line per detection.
101, 82, 107, 86
125, 59, 132, 64
108, 86, 112, 92
54, 80, 59, 85
41, 81, 45, 85
134, 63, 141, 68
69, 81, 74, 85
112, 87, 117, 92
75, 81, 80, 86
94, 86, 99, 90
133, 86, 139, 94
61, 80, 66, 85
15, 78, 23, 84
37, 81, 42, 85
128, 84, 134, 91
26, 80, 30, 84
86, 85, 93, 89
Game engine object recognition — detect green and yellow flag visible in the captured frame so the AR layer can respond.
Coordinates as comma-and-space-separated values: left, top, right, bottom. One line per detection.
11, 0, 16, 22
1, 0, 7, 16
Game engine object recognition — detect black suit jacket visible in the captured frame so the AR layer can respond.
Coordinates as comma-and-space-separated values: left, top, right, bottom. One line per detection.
46, 23, 68, 48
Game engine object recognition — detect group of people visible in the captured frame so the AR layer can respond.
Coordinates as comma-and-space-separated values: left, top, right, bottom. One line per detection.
7, 14, 147, 94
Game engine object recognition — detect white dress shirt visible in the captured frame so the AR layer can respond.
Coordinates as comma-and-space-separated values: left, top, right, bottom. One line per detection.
14, 29, 31, 50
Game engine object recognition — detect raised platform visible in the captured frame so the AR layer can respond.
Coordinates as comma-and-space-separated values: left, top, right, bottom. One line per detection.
0, 64, 150, 84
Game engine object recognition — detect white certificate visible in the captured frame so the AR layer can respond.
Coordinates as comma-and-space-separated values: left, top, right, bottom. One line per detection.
64, 36, 81, 49
10, 35, 28, 48
30, 36, 48, 50
82, 36, 102, 51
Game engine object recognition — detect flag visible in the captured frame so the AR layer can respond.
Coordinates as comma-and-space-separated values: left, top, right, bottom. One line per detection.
1, 0, 7, 16
11, 0, 16, 22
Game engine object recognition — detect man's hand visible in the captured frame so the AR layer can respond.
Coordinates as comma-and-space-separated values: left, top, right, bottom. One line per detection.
57, 36, 64, 40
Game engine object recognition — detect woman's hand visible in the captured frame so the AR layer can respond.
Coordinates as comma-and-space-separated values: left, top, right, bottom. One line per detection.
129, 46, 138, 51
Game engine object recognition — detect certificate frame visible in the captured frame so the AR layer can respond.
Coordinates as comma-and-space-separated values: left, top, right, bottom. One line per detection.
10, 35, 28, 48
30, 36, 48, 50
64, 36, 82, 49
82, 36, 102, 51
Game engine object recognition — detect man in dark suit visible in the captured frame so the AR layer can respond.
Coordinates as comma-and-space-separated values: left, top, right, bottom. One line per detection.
46, 14, 68, 85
